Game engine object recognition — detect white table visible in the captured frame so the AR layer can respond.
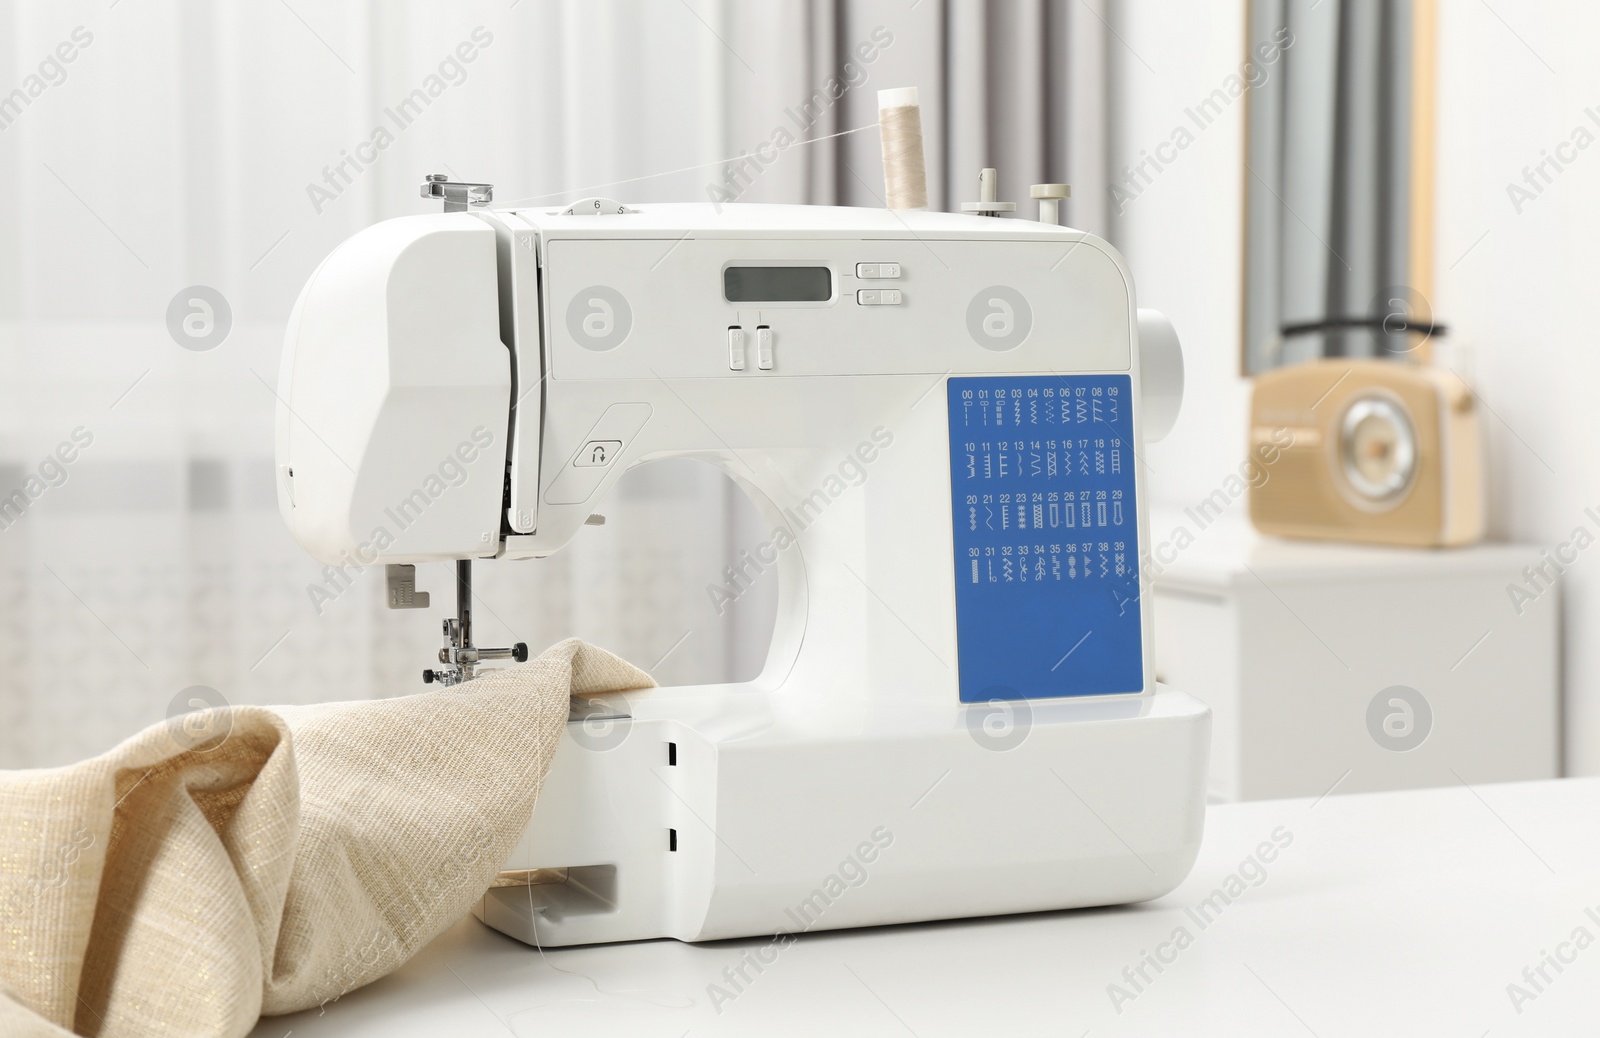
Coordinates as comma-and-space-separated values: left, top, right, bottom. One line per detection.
252, 778, 1600, 1036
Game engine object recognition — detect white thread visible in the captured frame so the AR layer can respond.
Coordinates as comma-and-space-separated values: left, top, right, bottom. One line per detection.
495, 124, 880, 209
878, 86, 928, 210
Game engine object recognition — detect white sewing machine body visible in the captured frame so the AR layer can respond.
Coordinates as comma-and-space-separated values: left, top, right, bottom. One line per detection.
276, 199, 1210, 946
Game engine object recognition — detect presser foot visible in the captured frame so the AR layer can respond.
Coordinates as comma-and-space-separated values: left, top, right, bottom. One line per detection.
415, 559, 528, 685
423, 618, 529, 685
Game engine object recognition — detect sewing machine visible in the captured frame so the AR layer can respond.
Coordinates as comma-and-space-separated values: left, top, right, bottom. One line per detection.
275, 173, 1209, 947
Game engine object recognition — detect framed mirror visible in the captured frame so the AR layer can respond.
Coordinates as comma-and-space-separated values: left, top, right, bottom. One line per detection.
1241, 0, 1439, 374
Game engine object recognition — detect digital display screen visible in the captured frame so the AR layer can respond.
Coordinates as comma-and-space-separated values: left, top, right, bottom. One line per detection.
723, 266, 832, 302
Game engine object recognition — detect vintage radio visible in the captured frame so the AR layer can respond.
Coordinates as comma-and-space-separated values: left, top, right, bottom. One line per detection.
1249, 359, 1484, 547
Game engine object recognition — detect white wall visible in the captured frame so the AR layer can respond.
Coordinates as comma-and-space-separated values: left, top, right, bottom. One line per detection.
1112, 0, 1599, 775
1108, 0, 1252, 513
1435, 1, 1600, 774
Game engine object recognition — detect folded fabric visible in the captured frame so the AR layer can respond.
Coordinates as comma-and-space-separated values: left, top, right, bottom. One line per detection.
0, 638, 653, 1037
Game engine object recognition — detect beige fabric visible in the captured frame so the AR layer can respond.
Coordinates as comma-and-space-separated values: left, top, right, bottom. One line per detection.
0, 639, 653, 1037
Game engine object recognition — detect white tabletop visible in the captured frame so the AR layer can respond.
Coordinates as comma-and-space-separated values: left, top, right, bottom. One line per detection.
1147, 507, 1536, 591
252, 777, 1600, 1036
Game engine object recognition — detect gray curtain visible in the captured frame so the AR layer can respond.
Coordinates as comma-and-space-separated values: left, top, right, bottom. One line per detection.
1244, 0, 1414, 372
724, 0, 1110, 235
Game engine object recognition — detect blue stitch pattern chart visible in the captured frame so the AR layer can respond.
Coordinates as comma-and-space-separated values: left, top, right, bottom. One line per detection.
947, 374, 1144, 702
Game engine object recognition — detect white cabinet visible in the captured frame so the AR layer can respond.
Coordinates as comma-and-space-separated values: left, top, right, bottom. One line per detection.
1150, 511, 1560, 801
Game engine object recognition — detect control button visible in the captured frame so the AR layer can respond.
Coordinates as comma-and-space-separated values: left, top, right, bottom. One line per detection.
574, 440, 623, 467
856, 262, 901, 279
856, 289, 902, 305
728, 326, 746, 370
545, 402, 653, 505
756, 326, 774, 370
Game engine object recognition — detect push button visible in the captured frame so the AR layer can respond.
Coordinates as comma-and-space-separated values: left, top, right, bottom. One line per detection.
728, 327, 746, 370
756, 326, 774, 370
856, 262, 901, 279
856, 289, 903, 305
544, 402, 653, 505
574, 440, 623, 467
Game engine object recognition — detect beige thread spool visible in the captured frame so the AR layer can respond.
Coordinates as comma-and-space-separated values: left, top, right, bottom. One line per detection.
878, 86, 929, 210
